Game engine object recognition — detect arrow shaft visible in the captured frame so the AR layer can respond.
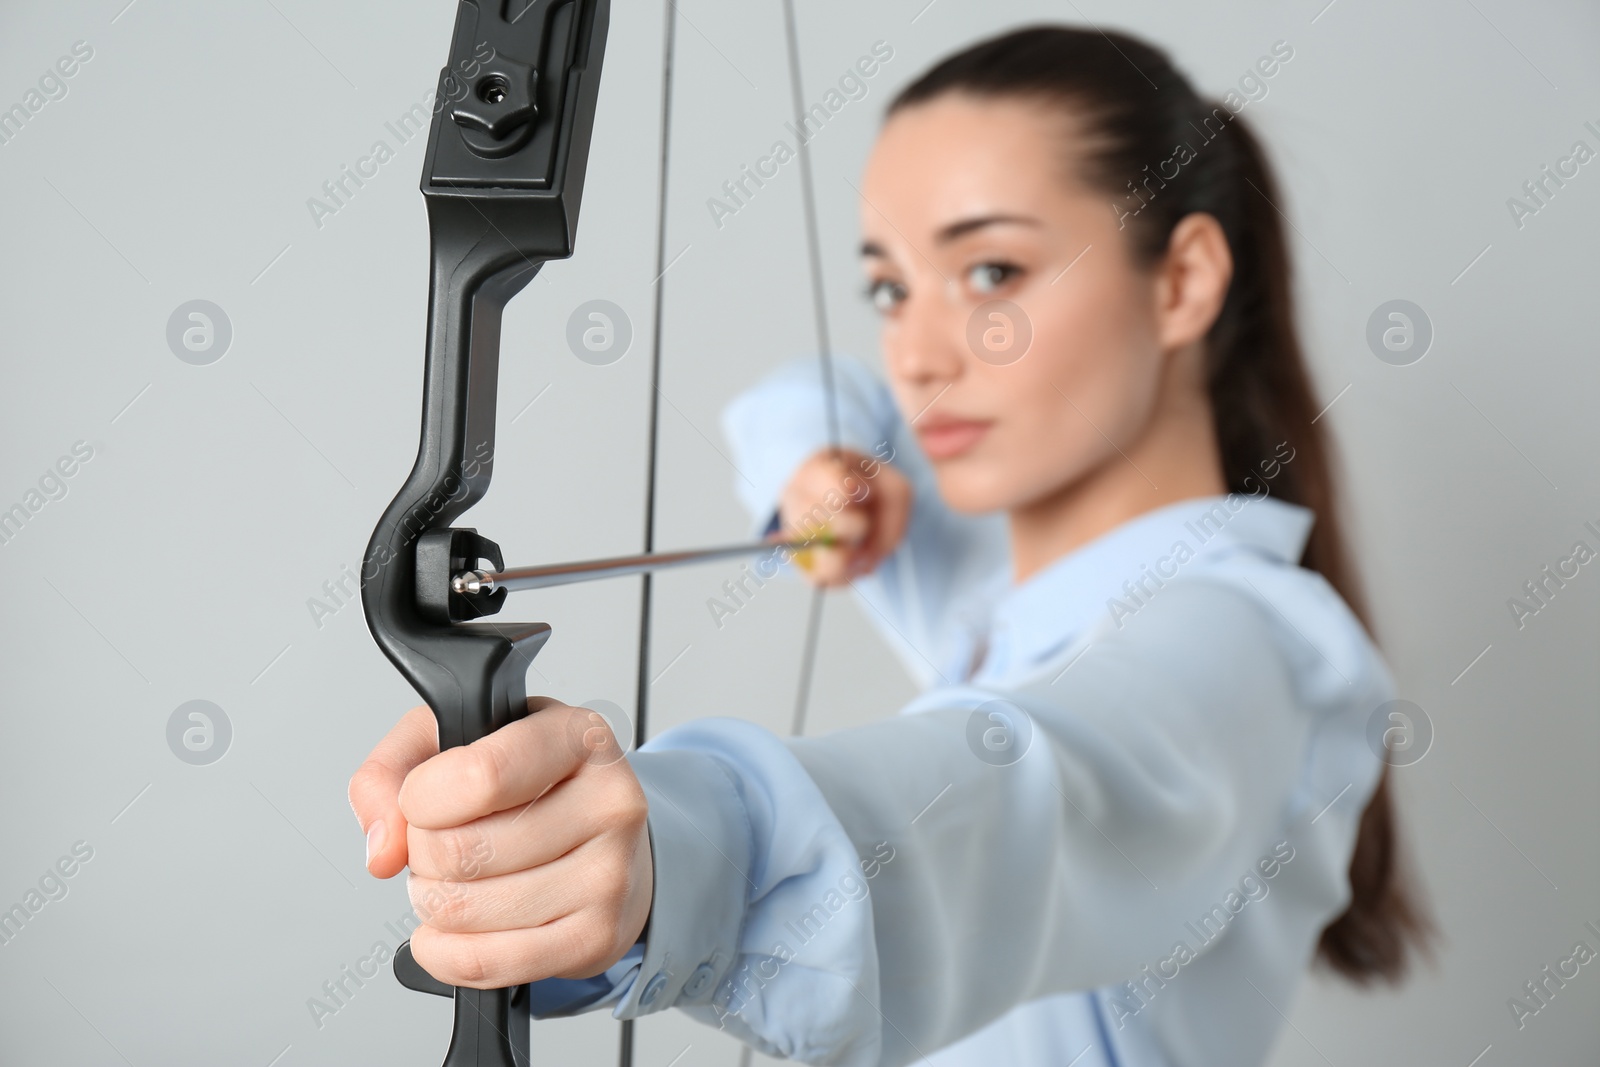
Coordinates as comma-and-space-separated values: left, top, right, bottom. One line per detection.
453, 538, 810, 594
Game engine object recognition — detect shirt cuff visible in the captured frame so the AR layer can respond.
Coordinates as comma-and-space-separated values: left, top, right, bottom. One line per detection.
611, 747, 755, 1017
526, 940, 644, 1017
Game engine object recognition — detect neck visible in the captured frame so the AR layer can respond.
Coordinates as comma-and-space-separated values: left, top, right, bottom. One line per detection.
1007, 361, 1226, 585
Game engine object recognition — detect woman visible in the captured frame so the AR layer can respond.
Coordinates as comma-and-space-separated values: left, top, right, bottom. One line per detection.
348, 25, 1432, 1066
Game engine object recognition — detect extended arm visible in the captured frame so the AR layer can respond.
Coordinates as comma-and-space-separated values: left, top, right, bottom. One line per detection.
597, 578, 1320, 1066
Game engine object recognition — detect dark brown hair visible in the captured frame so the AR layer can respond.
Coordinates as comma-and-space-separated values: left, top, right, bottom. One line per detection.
890, 25, 1433, 983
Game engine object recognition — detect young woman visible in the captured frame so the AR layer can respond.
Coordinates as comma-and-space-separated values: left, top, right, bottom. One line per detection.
349, 25, 1432, 1066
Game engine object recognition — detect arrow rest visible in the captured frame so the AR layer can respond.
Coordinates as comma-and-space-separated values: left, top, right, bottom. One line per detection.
417, 527, 509, 623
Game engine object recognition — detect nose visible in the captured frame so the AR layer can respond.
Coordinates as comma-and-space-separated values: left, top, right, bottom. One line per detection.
884, 277, 967, 390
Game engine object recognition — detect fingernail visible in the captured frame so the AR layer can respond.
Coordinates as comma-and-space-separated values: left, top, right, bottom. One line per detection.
365, 820, 387, 869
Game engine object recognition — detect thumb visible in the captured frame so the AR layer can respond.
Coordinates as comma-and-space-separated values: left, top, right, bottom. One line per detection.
348, 705, 439, 879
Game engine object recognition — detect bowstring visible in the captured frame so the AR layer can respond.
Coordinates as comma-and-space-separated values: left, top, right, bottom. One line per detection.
780, 0, 841, 742
620, 0, 678, 1063
627, 3, 840, 1065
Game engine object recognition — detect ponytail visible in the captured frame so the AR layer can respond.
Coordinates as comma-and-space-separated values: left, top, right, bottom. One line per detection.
1216, 110, 1434, 982
890, 25, 1434, 983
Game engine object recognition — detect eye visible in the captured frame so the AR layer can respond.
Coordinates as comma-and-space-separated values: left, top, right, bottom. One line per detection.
967, 261, 1020, 295
863, 278, 907, 313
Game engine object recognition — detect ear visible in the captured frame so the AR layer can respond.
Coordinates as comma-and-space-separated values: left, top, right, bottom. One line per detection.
1152, 212, 1233, 354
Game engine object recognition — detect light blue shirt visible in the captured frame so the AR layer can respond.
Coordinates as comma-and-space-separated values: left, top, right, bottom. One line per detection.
527, 357, 1394, 1067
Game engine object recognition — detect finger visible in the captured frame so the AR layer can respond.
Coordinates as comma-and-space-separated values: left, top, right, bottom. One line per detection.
792, 451, 855, 498
399, 702, 592, 830
817, 505, 869, 547
349, 705, 439, 879
784, 460, 867, 543
407, 838, 619, 934
409, 913, 618, 988
786, 503, 869, 586
407, 770, 603, 881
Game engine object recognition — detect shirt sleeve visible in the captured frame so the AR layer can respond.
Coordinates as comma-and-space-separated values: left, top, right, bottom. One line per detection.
536, 577, 1344, 1067
720, 355, 1008, 687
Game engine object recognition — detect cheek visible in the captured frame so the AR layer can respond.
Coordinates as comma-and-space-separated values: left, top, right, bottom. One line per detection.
1034, 289, 1165, 441
973, 285, 1162, 504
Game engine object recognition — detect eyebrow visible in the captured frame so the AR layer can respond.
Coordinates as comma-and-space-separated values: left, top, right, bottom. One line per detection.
859, 214, 1042, 258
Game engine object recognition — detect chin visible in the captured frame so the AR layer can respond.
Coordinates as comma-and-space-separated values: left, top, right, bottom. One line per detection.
930, 463, 1020, 515
934, 453, 1095, 518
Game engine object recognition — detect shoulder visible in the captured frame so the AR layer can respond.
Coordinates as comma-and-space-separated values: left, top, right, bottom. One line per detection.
1046, 560, 1392, 720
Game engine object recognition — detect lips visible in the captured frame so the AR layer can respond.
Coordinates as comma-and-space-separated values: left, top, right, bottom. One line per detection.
915, 416, 992, 460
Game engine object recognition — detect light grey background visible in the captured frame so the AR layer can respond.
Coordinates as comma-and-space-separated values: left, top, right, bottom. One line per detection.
1, 1, 1596, 1064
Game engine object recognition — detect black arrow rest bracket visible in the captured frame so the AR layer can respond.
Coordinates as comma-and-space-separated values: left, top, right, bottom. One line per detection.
359, 2, 610, 1064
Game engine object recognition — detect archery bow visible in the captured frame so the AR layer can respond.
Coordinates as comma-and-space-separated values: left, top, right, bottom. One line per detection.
359, 2, 611, 1064
360, 1, 841, 1065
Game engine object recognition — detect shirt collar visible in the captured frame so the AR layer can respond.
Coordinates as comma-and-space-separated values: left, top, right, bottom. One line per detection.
969, 493, 1315, 683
